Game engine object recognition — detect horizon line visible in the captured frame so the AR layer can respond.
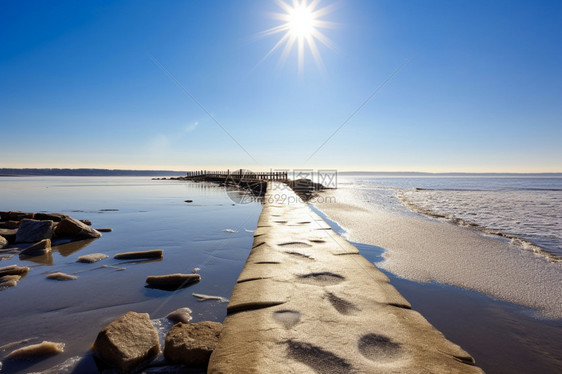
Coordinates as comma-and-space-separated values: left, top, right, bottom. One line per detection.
1, 167, 561, 176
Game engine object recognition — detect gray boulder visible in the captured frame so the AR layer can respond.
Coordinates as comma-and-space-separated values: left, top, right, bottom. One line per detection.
92, 311, 160, 372
54, 217, 101, 240
164, 321, 222, 366
15, 219, 54, 243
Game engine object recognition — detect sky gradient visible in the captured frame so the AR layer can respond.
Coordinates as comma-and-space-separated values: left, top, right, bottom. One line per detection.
1, 0, 561, 172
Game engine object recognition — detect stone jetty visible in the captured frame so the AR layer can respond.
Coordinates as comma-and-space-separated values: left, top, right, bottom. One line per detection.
209, 182, 483, 373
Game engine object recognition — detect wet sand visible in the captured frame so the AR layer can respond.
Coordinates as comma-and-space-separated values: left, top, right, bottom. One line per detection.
313, 189, 562, 373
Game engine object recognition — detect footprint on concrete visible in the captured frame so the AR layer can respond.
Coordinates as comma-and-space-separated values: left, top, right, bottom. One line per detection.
297, 221, 311, 224
255, 261, 281, 264
285, 251, 314, 260
297, 272, 345, 285
309, 239, 326, 243
286, 340, 354, 374
358, 333, 402, 363
326, 292, 359, 315
274, 220, 288, 224
278, 242, 312, 248
273, 310, 301, 329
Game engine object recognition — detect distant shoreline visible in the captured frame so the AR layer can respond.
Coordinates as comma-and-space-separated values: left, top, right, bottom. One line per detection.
0, 168, 186, 177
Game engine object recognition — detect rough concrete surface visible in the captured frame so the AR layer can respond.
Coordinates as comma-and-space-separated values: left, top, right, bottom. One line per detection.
208, 182, 484, 373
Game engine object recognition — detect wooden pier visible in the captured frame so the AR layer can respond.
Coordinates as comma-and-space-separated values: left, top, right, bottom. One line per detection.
157, 170, 327, 199
185, 170, 289, 181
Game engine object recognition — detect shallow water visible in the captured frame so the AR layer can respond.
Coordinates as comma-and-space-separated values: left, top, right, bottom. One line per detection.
0, 177, 261, 373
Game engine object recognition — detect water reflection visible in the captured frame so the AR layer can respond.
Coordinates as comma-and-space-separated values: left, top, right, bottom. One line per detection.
19, 252, 54, 265
53, 239, 97, 257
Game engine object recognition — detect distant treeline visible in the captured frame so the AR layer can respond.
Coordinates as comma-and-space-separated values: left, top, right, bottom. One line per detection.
0, 168, 187, 176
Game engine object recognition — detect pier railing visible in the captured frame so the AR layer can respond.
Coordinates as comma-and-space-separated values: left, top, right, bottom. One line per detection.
185, 170, 288, 181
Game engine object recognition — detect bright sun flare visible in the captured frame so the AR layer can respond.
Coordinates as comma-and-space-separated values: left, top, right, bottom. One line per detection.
258, 0, 335, 72
288, 4, 314, 37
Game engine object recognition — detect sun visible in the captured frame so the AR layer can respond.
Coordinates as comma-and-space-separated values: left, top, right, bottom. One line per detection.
288, 3, 315, 37
257, 0, 335, 72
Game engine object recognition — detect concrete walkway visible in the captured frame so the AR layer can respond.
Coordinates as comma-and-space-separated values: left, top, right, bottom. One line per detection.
209, 182, 484, 373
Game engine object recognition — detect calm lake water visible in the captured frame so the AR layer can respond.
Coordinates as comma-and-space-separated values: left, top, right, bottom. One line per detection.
0, 177, 261, 373
1, 175, 561, 373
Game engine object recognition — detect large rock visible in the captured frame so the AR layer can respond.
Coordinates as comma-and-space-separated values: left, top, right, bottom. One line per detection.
20, 239, 51, 257
0, 265, 30, 277
0, 235, 7, 249
34, 212, 68, 222
164, 321, 222, 365
92, 311, 160, 372
54, 217, 101, 240
15, 219, 54, 243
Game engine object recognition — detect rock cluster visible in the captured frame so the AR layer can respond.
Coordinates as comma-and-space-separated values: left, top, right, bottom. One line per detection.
92, 311, 222, 372
0, 211, 102, 248
0, 211, 102, 291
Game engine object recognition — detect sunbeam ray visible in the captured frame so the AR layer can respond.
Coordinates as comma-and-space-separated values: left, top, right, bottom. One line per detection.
257, 0, 335, 73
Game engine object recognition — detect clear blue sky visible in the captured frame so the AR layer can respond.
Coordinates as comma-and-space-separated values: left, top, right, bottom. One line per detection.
1, 0, 560, 172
